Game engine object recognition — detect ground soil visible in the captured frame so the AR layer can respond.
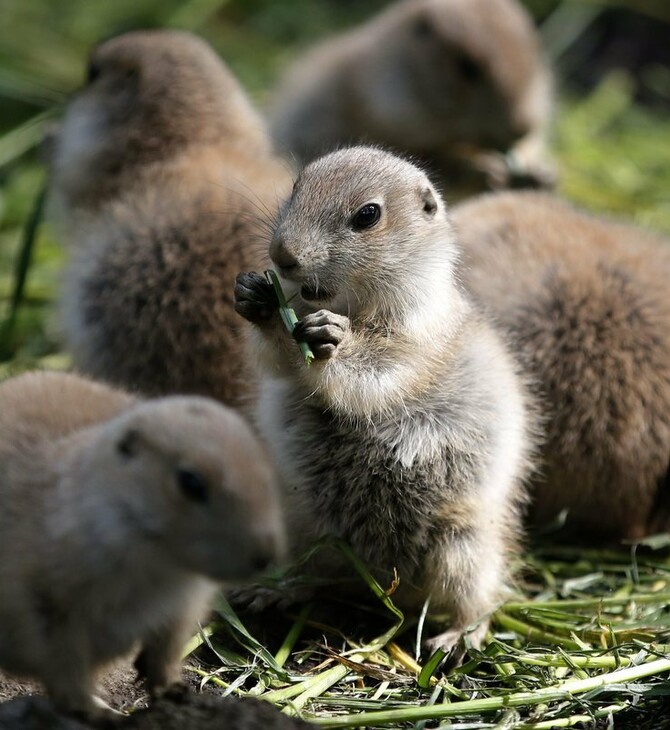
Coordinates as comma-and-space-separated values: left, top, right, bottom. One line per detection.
0, 665, 313, 729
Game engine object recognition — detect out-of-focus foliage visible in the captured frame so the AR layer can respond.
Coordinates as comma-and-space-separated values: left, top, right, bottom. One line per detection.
0, 0, 669, 361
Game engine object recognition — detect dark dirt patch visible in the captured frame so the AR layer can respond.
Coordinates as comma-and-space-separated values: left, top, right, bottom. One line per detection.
0, 695, 89, 730
125, 690, 313, 729
0, 661, 149, 715
0, 690, 313, 730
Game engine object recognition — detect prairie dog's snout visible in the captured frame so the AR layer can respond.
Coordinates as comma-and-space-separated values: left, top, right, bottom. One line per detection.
97, 395, 287, 582
269, 232, 300, 273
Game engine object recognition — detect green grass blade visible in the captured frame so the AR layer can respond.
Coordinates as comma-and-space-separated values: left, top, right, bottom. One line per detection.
265, 269, 315, 366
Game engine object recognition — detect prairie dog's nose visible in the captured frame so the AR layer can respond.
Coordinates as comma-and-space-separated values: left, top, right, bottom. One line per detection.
270, 235, 299, 272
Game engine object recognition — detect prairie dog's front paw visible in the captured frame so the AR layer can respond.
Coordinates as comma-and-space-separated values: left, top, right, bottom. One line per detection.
293, 310, 350, 360
234, 272, 278, 325
227, 582, 312, 613
423, 621, 489, 672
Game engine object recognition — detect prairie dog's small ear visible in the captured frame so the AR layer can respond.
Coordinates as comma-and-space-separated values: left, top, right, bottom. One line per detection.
117, 428, 141, 459
420, 187, 438, 218
86, 58, 103, 85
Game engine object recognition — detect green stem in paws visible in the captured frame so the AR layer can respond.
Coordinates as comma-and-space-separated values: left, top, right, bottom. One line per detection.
265, 269, 315, 366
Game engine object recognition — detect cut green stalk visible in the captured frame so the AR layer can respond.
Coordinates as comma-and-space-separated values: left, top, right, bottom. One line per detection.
275, 603, 312, 669
513, 703, 627, 729
493, 610, 583, 649
265, 269, 314, 366
307, 657, 670, 727
504, 591, 670, 610
181, 623, 215, 658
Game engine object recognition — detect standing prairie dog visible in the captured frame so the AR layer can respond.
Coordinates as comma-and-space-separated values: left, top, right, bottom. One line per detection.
271, 0, 555, 194
50, 30, 292, 406
0, 371, 284, 720
454, 191, 670, 540
234, 147, 535, 659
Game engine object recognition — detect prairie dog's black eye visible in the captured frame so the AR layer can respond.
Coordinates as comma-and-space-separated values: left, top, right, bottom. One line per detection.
86, 61, 102, 85
351, 203, 381, 230
455, 53, 482, 83
117, 429, 140, 459
177, 468, 209, 503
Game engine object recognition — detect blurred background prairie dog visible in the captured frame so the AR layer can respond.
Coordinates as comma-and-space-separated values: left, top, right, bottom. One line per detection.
0, 371, 284, 720
235, 147, 535, 659
271, 0, 555, 195
50, 30, 292, 406
455, 191, 670, 540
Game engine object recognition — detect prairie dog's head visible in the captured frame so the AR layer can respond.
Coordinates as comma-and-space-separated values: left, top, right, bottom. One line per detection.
77, 396, 285, 582
361, 0, 551, 156
52, 29, 269, 204
270, 147, 457, 318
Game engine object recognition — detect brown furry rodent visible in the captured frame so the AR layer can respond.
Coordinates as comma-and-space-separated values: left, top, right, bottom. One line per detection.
454, 191, 670, 540
234, 147, 536, 661
271, 0, 555, 194
0, 371, 284, 721
50, 30, 291, 406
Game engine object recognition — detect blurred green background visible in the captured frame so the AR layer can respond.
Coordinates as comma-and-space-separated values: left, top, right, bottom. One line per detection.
1, 0, 669, 373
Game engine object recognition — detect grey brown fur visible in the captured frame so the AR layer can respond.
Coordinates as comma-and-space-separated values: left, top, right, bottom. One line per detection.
0, 371, 284, 720
235, 147, 535, 657
51, 30, 292, 406
271, 0, 554, 194
455, 191, 670, 540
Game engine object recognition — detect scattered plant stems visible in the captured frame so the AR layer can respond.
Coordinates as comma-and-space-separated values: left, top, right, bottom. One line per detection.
199, 542, 670, 729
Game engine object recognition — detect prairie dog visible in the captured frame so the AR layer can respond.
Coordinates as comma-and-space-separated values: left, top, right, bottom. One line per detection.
51, 29, 276, 212
271, 0, 555, 194
454, 191, 670, 540
234, 147, 535, 658
0, 371, 284, 720
50, 30, 292, 406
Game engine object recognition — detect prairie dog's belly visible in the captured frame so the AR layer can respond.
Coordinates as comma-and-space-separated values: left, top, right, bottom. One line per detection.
257, 377, 460, 580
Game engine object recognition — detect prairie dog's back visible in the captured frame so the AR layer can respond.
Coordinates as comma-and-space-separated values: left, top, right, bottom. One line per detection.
51, 29, 279, 210
52, 30, 292, 407
271, 0, 553, 190
455, 192, 670, 310
0, 371, 135, 456
454, 191, 670, 538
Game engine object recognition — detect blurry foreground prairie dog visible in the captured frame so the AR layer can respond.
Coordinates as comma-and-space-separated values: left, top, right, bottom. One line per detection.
271, 0, 555, 194
455, 192, 670, 540
50, 30, 291, 406
0, 371, 283, 720
235, 147, 535, 659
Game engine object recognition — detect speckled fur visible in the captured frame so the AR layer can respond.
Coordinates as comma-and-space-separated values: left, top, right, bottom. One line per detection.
271, 0, 554, 193
237, 148, 536, 651
0, 371, 284, 720
50, 30, 292, 406
455, 191, 670, 540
